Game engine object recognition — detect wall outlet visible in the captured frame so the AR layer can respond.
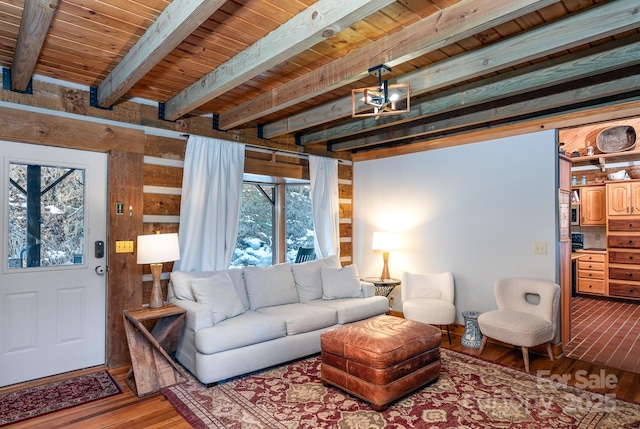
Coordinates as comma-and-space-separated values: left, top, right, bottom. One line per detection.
533, 242, 547, 254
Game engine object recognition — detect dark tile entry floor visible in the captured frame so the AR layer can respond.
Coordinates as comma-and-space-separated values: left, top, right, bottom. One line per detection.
564, 296, 640, 374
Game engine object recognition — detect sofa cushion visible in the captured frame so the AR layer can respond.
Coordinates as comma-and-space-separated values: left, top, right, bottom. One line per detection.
291, 255, 341, 302
170, 270, 212, 301
257, 303, 337, 335
190, 273, 245, 324
170, 268, 249, 310
306, 296, 389, 324
195, 311, 286, 354
321, 265, 362, 299
226, 268, 250, 310
244, 264, 299, 310
478, 309, 553, 348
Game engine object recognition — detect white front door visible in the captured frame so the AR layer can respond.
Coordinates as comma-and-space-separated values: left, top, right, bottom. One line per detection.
0, 142, 107, 387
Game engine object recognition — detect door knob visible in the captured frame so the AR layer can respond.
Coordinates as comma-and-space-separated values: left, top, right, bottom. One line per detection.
95, 266, 106, 275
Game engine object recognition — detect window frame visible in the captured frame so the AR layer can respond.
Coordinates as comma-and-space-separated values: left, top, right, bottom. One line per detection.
234, 174, 312, 267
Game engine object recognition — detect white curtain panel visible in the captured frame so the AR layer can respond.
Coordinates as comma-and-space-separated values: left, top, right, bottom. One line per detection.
309, 155, 340, 258
174, 135, 245, 271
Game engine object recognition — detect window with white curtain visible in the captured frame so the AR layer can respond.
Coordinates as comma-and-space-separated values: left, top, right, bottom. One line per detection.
230, 175, 314, 267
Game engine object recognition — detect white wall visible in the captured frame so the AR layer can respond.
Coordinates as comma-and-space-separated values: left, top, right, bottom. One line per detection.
353, 130, 558, 323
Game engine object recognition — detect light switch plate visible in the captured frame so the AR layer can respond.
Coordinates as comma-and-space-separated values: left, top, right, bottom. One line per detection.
533, 242, 547, 254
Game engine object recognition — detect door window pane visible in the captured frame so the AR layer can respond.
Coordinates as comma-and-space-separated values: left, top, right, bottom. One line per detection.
8, 163, 85, 269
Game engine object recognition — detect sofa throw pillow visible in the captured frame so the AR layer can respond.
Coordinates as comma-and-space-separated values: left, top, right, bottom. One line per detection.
190, 272, 245, 324
291, 255, 342, 302
244, 264, 298, 310
226, 268, 250, 310
321, 265, 362, 299
170, 270, 216, 301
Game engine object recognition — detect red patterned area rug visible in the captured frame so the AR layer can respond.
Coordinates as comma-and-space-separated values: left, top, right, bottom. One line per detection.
163, 349, 640, 429
0, 370, 122, 427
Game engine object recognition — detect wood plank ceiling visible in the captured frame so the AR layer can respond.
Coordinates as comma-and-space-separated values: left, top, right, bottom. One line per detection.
1, 0, 639, 154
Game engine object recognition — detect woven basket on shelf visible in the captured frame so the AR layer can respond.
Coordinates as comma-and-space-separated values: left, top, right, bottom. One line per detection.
596, 125, 636, 153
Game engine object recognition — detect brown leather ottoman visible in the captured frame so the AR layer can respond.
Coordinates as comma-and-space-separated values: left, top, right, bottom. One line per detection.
320, 315, 441, 411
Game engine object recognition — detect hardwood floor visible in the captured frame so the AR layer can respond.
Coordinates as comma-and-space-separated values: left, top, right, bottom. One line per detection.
1, 366, 191, 429
3, 331, 640, 428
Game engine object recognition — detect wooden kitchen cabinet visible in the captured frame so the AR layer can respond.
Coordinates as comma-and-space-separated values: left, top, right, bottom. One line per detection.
607, 216, 640, 301
576, 252, 606, 295
580, 185, 605, 225
606, 181, 640, 216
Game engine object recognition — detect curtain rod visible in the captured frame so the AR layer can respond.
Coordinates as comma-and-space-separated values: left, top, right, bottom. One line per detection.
179, 134, 351, 165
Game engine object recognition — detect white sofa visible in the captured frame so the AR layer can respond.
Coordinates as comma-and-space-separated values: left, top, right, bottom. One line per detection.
168, 255, 389, 385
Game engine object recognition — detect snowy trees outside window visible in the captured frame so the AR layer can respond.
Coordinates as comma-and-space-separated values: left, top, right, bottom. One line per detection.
230, 183, 314, 267
8, 163, 85, 269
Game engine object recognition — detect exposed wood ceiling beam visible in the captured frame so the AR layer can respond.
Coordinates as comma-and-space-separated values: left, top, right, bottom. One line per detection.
263, 0, 640, 139
301, 35, 640, 145
330, 73, 640, 152
162, 0, 395, 121
218, 0, 557, 131
11, 0, 58, 92
351, 99, 640, 162
96, 0, 226, 109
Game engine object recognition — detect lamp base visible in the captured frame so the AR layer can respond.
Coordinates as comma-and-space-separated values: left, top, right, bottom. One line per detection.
380, 251, 390, 280
149, 263, 164, 309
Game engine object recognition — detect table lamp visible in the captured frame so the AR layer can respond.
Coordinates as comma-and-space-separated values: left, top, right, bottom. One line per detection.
372, 231, 398, 280
137, 232, 180, 309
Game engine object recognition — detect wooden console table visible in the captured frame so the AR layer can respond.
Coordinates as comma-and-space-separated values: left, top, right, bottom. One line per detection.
123, 304, 187, 397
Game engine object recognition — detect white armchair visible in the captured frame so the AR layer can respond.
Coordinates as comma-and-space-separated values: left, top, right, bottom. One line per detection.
478, 278, 560, 372
401, 272, 456, 344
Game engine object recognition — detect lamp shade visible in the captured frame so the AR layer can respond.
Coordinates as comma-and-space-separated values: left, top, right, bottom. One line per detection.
137, 233, 180, 264
372, 232, 398, 251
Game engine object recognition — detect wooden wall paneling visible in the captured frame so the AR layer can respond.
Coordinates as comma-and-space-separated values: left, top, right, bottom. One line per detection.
2, 79, 349, 163
1, 80, 143, 124
142, 137, 183, 309
137, 104, 311, 154
338, 183, 352, 199
0, 105, 145, 154
144, 135, 187, 159
339, 201, 352, 218
143, 163, 183, 188
143, 223, 180, 235
340, 223, 353, 238
244, 157, 304, 178
338, 163, 353, 180
107, 150, 144, 368
143, 193, 181, 216
340, 241, 353, 257
338, 162, 354, 264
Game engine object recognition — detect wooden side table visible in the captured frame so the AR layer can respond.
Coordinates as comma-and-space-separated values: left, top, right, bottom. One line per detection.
122, 304, 187, 397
